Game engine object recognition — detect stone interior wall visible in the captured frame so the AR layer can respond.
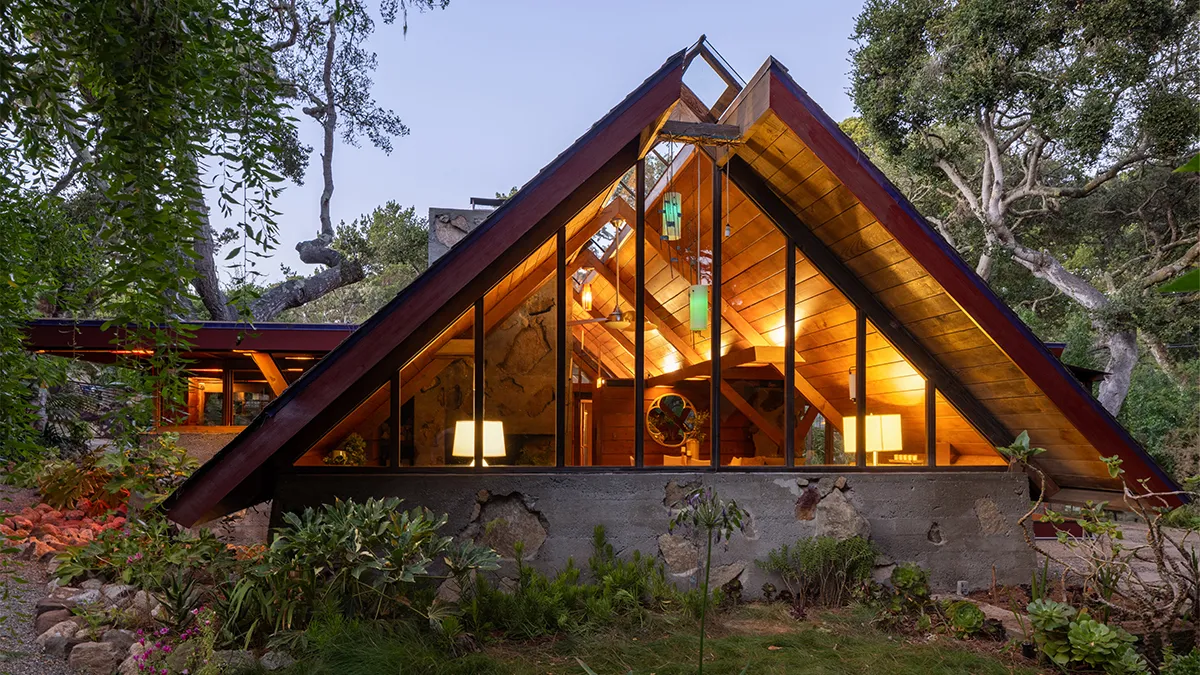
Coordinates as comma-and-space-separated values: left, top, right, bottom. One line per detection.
413, 280, 557, 466
273, 470, 1034, 595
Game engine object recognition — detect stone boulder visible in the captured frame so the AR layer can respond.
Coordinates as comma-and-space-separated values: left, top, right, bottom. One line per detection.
102, 584, 137, 605
261, 650, 296, 671
67, 588, 102, 606
101, 628, 136, 654
35, 586, 81, 615
34, 608, 73, 636
815, 489, 870, 541
80, 578, 103, 591
212, 650, 256, 671
69, 641, 124, 675
36, 618, 86, 658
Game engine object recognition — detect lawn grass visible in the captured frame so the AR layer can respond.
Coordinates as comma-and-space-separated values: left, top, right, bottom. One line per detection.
279, 605, 1039, 675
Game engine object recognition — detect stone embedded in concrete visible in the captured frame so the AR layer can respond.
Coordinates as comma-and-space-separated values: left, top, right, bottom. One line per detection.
974, 497, 1011, 536
464, 492, 548, 559
833, 476, 847, 491
657, 534, 698, 575
794, 485, 820, 521
663, 479, 701, 509
927, 522, 945, 545
710, 562, 746, 590
69, 641, 124, 675
815, 489, 870, 541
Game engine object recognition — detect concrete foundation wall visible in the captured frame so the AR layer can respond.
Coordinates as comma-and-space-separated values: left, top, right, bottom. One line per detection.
272, 471, 1034, 595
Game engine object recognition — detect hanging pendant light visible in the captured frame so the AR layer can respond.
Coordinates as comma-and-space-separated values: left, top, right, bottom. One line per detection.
689, 284, 708, 332
662, 192, 682, 241
690, 154, 709, 332
581, 280, 593, 312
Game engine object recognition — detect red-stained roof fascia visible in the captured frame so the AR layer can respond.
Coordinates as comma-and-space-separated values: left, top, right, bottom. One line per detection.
763, 63, 1182, 505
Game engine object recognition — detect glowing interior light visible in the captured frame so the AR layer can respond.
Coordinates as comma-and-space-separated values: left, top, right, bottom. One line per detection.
689, 284, 708, 331
843, 414, 904, 465
451, 420, 507, 466
580, 282, 593, 312
662, 351, 682, 374
662, 192, 682, 241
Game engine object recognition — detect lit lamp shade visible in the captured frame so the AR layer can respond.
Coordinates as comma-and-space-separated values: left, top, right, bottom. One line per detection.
581, 282, 594, 312
452, 420, 507, 466
843, 414, 903, 465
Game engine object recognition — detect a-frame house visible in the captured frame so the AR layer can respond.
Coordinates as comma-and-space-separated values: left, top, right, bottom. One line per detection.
165, 42, 1179, 588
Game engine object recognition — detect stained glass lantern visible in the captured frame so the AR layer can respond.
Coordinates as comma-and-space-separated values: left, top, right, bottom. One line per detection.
689, 284, 708, 331
662, 192, 682, 241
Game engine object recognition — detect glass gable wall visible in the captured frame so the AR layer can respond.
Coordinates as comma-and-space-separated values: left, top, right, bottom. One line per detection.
292, 150, 1005, 470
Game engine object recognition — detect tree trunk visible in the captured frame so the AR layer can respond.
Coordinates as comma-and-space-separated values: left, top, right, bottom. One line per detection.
1097, 327, 1138, 415
191, 197, 237, 321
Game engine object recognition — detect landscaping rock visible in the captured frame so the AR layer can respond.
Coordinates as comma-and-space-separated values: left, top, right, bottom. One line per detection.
36, 618, 86, 657
260, 650, 296, 671
70, 641, 124, 675
80, 578, 104, 591
118, 655, 140, 675
34, 607, 73, 635
129, 590, 157, 621
102, 584, 137, 605
102, 628, 136, 653
212, 650, 256, 671
68, 588, 102, 606
164, 641, 200, 671
815, 489, 870, 541
36, 586, 81, 614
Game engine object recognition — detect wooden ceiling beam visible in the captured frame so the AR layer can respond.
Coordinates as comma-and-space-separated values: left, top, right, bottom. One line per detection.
249, 352, 288, 397
719, 380, 784, 446
659, 121, 743, 147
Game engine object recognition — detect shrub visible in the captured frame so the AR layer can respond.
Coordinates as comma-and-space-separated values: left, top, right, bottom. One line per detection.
54, 513, 236, 589
97, 433, 198, 506
464, 526, 678, 639
1161, 648, 1200, 675
1027, 598, 1148, 673
220, 497, 497, 648
37, 456, 110, 510
756, 535, 877, 608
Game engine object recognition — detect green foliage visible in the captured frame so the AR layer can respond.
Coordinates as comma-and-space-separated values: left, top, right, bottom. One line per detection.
220, 497, 497, 648
280, 202, 430, 324
1027, 599, 1147, 673
36, 455, 111, 510
755, 536, 877, 608
945, 600, 985, 637
54, 513, 235, 589
995, 431, 1047, 466
322, 433, 367, 466
464, 526, 678, 639
96, 434, 199, 506
1161, 648, 1200, 675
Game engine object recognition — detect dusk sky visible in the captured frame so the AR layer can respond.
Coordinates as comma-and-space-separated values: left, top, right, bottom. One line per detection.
217, 1, 867, 281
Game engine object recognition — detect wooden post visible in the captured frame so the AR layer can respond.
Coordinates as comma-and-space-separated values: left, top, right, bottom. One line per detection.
221, 368, 234, 426
634, 158, 646, 468
711, 159, 722, 470
855, 310, 866, 469
926, 380, 937, 468
389, 370, 401, 467
556, 226, 567, 468
474, 299, 484, 470
785, 245, 796, 467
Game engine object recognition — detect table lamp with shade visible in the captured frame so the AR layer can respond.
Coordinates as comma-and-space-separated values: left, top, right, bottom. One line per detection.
452, 420, 507, 466
843, 414, 903, 466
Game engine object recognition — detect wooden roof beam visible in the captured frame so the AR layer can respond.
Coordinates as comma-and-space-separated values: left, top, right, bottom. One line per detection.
659, 121, 743, 147
248, 352, 288, 397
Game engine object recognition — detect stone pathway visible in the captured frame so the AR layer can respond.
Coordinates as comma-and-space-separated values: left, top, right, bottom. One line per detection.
0, 484, 69, 675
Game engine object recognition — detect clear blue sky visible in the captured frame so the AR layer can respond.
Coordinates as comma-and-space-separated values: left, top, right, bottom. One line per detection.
222, 0, 866, 281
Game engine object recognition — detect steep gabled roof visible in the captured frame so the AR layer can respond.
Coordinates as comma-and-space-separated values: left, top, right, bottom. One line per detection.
166, 49, 1180, 526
